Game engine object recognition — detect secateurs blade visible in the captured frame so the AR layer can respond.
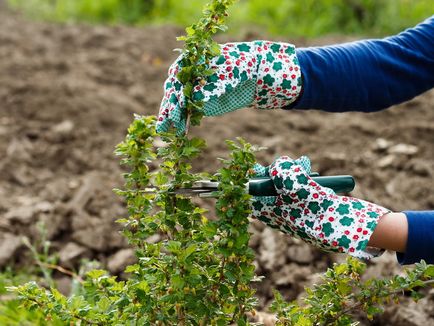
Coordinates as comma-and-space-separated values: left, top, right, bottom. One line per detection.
160, 175, 356, 198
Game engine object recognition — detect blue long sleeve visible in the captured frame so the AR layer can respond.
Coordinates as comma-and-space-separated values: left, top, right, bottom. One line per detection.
291, 16, 434, 112
288, 18, 434, 264
397, 211, 434, 265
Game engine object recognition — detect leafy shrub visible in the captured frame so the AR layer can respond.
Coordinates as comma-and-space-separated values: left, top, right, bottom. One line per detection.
8, 1, 434, 325
11, 1, 260, 324
271, 258, 434, 325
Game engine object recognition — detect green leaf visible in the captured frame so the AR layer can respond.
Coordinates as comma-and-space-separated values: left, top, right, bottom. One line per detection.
186, 26, 195, 36
190, 137, 206, 149
136, 281, 150, 294
295, 315, 313, 326
166, 241, 181, 254
209, 41, 221, 56
336, 281, 352, 296
124, 264, 140, 273
184, 244, 197, 259
366, 305, 383, 319
171, 275, 185, 289
177, 66, 194, 84
235, 232, 249, 249
154, 172, 168, 186
183, 82, 193, 98
335, 264, 348, 275
424, 265, 434, 277
86, 270, 107, 280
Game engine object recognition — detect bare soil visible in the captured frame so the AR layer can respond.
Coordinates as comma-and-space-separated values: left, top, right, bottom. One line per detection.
1, 4, 433, 324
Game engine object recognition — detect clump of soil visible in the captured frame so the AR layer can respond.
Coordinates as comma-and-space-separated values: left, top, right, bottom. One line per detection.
1, 5, 433, 324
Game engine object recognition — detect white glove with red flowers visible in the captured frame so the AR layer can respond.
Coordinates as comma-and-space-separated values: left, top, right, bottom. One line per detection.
157, 41, 302, 134
251, 156, 389, 259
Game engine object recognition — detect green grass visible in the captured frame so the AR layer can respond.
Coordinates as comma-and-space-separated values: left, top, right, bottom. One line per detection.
0, 270, 64, 325
7, 0, 154, 24
229, 0, 433, 37
7, 0, 433, 37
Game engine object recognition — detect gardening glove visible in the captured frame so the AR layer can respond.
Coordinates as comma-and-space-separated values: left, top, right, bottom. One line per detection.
251, 156, 390, 259
252, 156, 314, 206
157, 41, 302, 133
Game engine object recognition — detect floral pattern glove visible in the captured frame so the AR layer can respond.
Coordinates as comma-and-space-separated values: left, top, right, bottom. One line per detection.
157, 41, 302, 133
251, 156, 390, 259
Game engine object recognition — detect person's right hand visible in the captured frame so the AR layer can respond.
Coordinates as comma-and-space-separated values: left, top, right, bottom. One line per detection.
251, 156, 390, 259
157, 41, 303, 134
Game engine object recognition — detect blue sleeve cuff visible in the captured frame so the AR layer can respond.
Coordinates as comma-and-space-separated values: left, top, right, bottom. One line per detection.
290, 16, 434, 112
397, 211, 434, 265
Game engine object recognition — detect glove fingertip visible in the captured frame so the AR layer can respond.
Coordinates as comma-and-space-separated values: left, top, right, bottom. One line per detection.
156, 119, 170, 133
295, 155, 311, 174
175, 118, 186, 136
169, 99, 186, 124
252, 163, 268, 177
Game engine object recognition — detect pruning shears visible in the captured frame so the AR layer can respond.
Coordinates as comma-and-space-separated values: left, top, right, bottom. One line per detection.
167, 174, 355, 198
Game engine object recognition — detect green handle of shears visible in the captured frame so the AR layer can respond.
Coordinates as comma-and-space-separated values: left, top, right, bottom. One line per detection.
249, 175, 355, 196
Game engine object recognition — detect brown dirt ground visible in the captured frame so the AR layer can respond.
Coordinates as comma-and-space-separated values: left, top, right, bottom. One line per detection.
1, 4, 434, 324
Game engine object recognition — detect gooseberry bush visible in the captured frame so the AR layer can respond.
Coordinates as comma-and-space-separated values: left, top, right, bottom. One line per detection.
11, 0, 434, 325
14, 1, 259, 325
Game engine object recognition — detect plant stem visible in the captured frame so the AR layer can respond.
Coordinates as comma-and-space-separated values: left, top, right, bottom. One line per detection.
185, 111, 191, 136
324, 278, 434, 324
26, 296, 102, 325
36, 262, 83, 283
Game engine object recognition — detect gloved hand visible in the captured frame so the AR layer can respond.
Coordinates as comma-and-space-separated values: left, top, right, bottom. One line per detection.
251, 156, 390, 259
157, 41, 302, 133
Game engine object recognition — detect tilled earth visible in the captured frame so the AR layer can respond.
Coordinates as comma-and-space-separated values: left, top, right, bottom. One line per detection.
1, 4, 434, 324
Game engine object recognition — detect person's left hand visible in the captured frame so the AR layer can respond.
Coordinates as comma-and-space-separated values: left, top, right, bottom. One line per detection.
156, 41, 302, 134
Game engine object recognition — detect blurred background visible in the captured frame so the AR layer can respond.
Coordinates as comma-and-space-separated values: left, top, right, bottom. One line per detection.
7, 0, 434, 37
1, 0, 433, 324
